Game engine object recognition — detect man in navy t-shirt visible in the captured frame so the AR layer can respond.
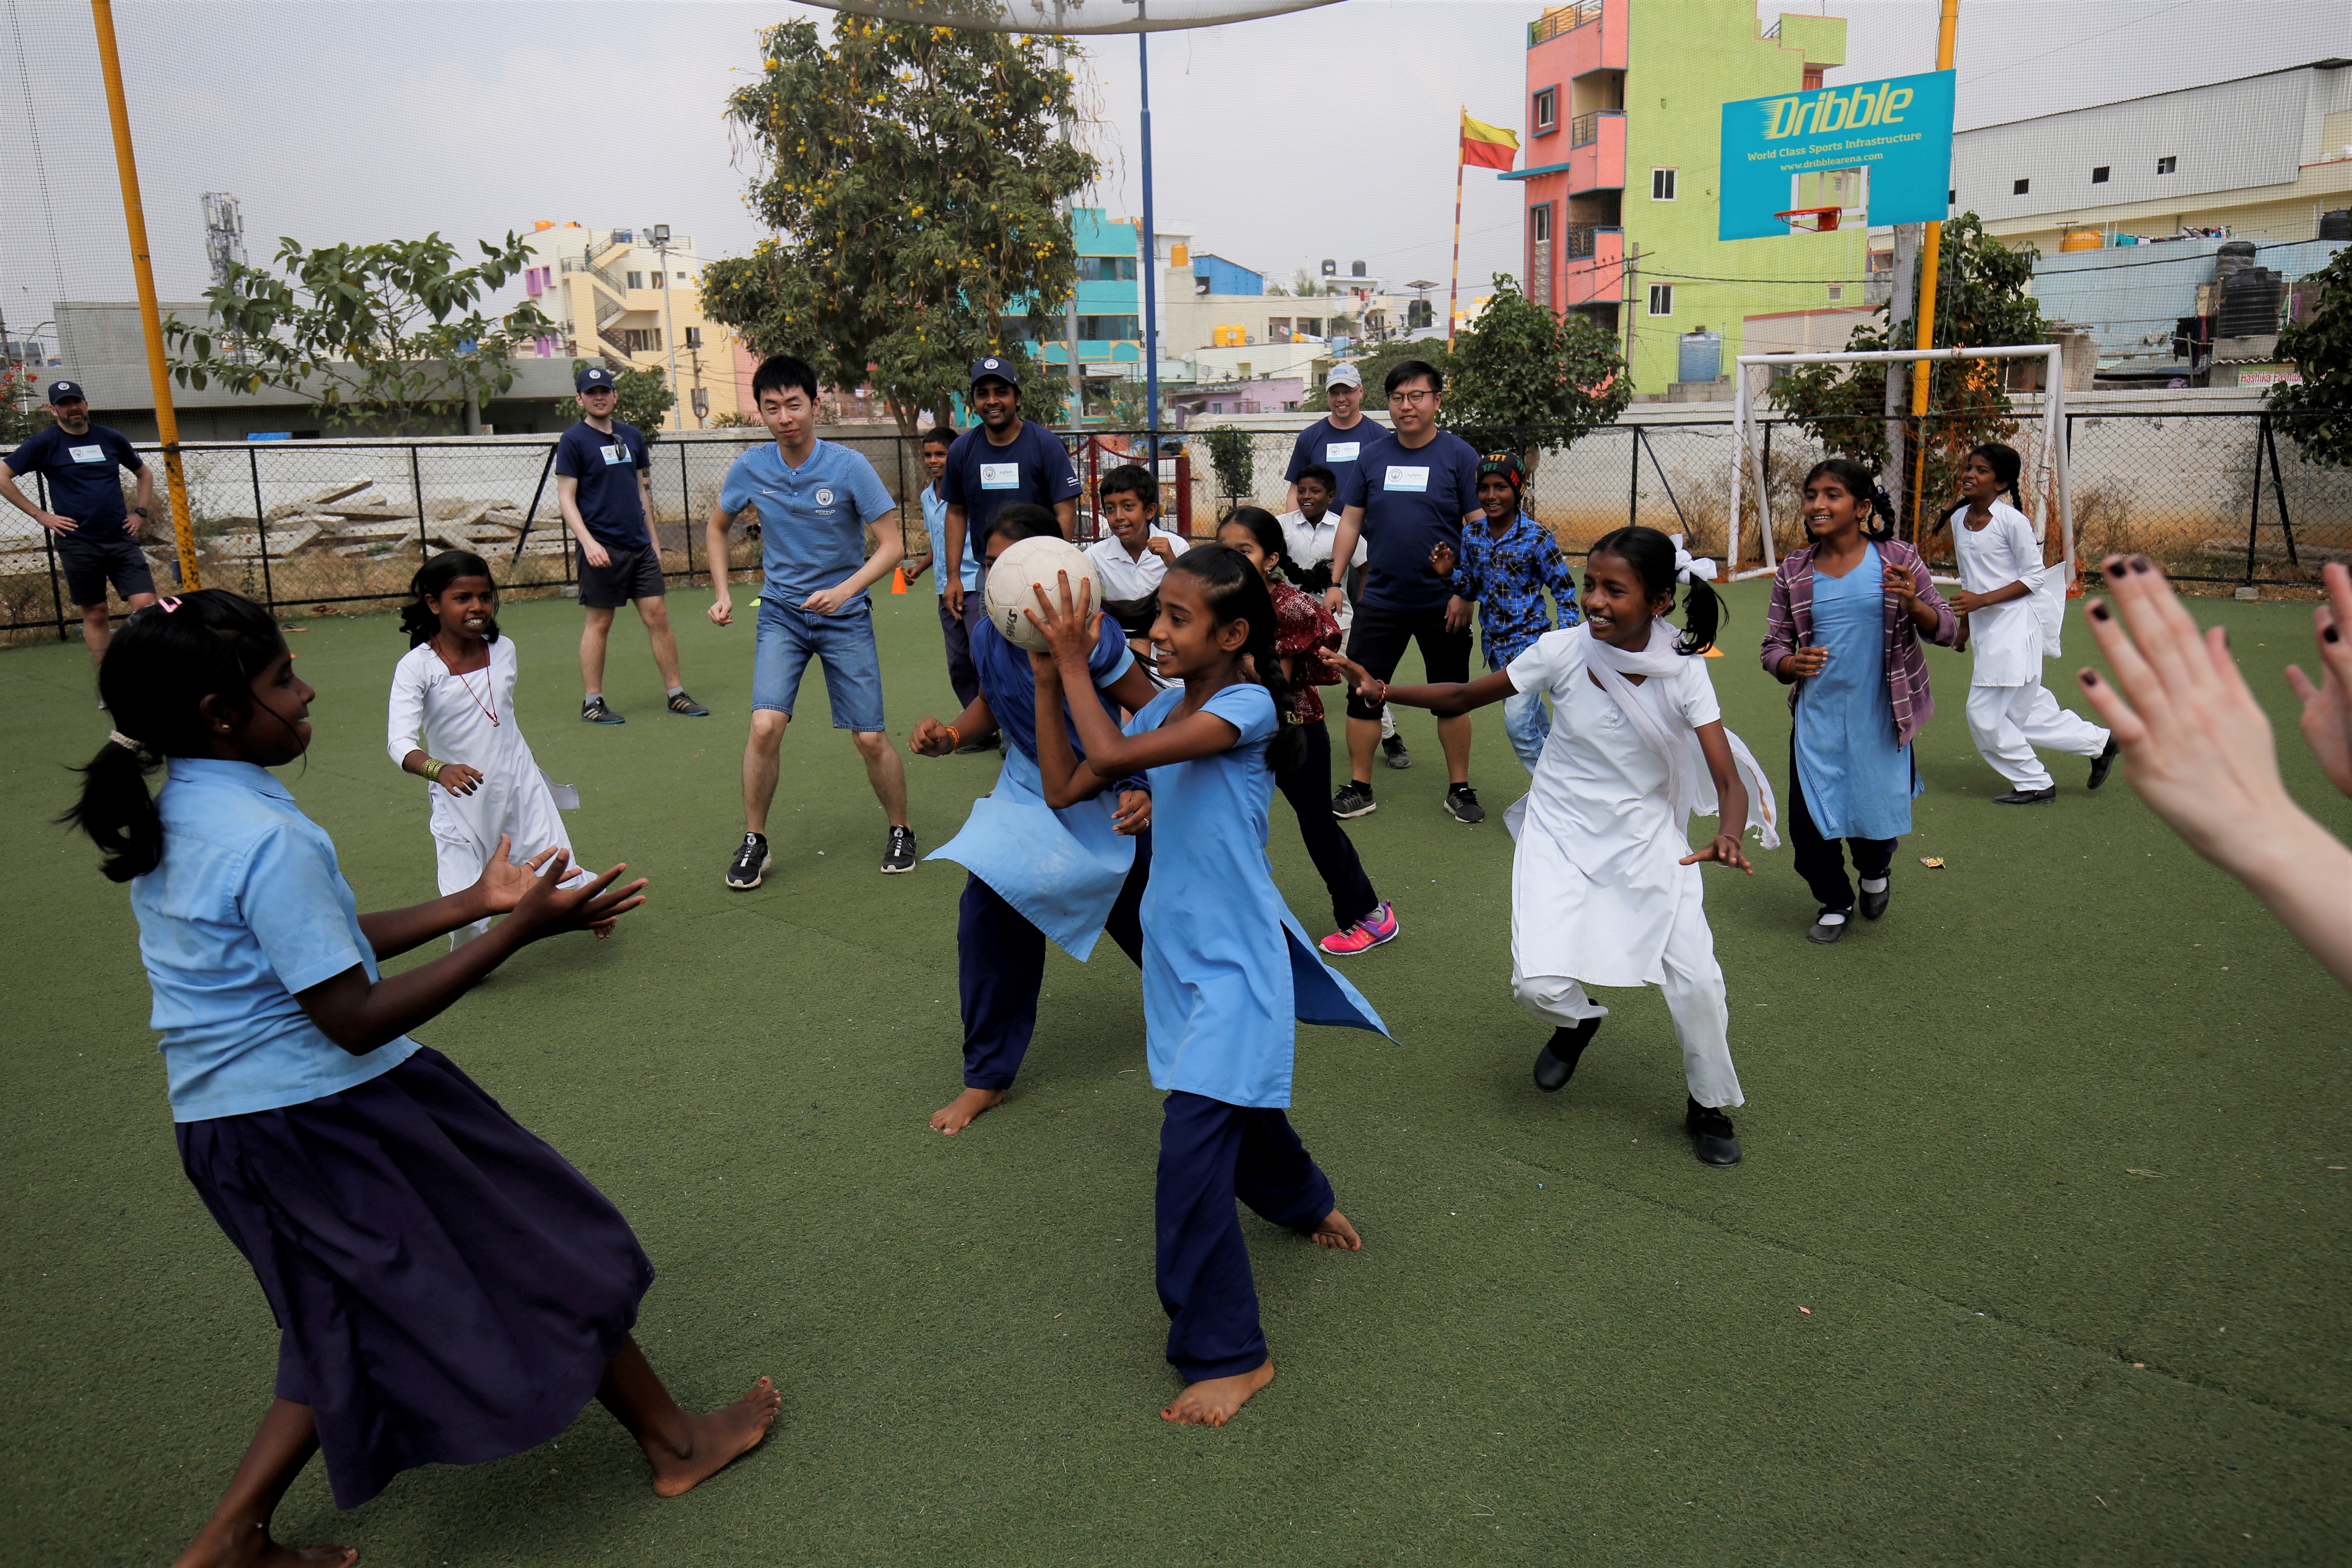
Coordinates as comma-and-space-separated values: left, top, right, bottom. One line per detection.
1281, 361, 1386, 512
0, 380, 158, 677
938, 355, 1082, 627
1327, 359, 1487, 824
555, 364, 705, 724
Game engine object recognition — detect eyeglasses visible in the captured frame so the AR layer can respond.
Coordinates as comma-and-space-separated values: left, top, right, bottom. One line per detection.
1390, 390, 1437, 405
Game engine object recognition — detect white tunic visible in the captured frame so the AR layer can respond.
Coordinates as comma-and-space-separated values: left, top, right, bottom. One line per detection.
386, 637, 576, 902
1951, 500, 2049, 688
1504, 628, 1722, 989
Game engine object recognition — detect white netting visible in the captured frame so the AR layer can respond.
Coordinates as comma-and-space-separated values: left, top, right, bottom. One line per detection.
796, 0, 1341, 33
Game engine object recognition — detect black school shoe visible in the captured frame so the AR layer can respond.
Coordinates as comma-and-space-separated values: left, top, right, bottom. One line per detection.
1532, 1018, 1600, 1092
1686, 1098, 1743, 1167
881, 825, 918, 874
1993, 786, 2057, 804
1382, 733, 1413, 770
1806, 912, 1848, 944
2088, 735, 2121, 790
1858, 881, 1890, 920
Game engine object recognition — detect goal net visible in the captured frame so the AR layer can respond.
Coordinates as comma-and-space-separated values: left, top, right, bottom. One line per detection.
1727, 344, 2074, 588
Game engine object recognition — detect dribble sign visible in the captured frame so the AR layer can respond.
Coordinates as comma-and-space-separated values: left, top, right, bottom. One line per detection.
1718, 69, 1954, 240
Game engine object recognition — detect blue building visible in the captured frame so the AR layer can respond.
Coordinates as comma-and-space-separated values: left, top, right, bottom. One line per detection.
1022, 207, 1145, 372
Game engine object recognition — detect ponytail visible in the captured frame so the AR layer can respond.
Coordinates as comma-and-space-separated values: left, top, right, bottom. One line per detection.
1803, 457, 1896, 542
1167, 543, 1307, 773
59, 589, 286, 882
400, 549, 498, 648
1587, 525, 1724, 656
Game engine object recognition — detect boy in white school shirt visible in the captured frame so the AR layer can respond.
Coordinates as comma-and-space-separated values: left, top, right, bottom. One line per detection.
1084, 462, 1187, 666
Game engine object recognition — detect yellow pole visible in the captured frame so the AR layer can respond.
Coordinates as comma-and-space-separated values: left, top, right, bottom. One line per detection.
91, 0, 198, 591
1907, 0, 1959, 539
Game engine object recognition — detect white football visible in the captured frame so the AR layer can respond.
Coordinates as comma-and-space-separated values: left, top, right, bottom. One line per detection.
982, 535, 1105, 653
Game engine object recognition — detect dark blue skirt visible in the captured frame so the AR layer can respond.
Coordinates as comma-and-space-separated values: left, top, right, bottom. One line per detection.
176, 1047, 654, 1509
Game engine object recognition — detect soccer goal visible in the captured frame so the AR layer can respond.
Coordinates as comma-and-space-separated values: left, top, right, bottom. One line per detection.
1726, 343, 2073, 586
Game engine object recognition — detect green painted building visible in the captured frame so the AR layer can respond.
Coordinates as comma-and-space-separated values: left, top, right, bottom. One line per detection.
1507, 0, 1869, 394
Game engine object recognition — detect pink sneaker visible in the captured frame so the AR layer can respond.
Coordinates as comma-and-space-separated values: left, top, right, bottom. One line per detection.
1319, 902, 1399, 956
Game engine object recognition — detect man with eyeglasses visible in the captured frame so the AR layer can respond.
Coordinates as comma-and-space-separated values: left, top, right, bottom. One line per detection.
1323, 360, 1486, 823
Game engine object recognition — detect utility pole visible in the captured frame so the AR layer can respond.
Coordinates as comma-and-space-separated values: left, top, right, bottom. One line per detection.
1883, 223, 1920, 532
650, 224, 682, 431
1621, 245, 1641, 388
1906, 0, 1960, 531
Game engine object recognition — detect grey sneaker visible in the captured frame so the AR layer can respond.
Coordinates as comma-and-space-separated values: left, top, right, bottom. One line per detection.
881, 824, 918, 874
726, 833, 771, 890
582, 696, 626, 725
667, 690, 710, 717
1331, 780, 1376, 818
1381, 733, 1413, 770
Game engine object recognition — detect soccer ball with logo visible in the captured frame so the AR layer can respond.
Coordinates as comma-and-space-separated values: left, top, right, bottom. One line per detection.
983, 535, 1105, 653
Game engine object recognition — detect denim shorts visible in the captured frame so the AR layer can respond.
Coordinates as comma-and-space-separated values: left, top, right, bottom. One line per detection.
753, 603, 886, 731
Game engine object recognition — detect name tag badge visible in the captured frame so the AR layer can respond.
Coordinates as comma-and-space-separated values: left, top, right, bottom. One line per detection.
601, 444, 630, 465
1325, 441, 1360, 463
68, 445, 105, 463
1385, 465, 1430, 493
980, 462, 1020, 491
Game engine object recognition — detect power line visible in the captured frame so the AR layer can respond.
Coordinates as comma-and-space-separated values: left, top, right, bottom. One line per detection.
1642, 235, 2331, 289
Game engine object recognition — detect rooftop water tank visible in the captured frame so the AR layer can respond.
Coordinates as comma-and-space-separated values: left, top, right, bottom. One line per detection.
2320, 209, 2350, 241
2059, 229, 2103, 252
2217, 268, 2285, 339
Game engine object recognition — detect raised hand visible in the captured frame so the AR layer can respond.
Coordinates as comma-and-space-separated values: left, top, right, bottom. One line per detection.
1429, 541, 1457, 578
1025, 570, 1101, 664
2283, 561, 2352, 797
1882, 563, 1922, 614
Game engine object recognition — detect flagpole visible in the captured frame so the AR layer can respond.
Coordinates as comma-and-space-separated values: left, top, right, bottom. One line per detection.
1448, 105, 1466, 350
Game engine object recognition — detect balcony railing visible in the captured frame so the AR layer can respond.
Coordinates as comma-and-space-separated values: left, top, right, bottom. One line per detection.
1528, 0, 1602, 46
1570, 110, 1618, 147
1564, 223, 1620, 261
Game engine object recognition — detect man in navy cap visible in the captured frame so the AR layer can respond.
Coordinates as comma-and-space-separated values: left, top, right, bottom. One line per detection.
0, 381, 158, 683
938, 355, 1082, 623
555, 363, 706, 723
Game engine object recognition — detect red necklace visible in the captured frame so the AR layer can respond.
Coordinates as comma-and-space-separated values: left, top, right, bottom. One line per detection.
434, 637, 499, 727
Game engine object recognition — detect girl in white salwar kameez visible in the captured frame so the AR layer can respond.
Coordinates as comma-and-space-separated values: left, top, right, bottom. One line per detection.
1339, 526, 1777, 1167
1946, 443, 2120, 804
389, 552, 586, 947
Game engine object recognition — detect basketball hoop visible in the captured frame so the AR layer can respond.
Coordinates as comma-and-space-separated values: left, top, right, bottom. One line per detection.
1774, 206, 1843, 233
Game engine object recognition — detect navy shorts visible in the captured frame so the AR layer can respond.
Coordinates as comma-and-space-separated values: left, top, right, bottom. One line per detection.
58, 528, 155, 608
1343, 601, 1472, 721
753, 603, 886, 732
577, 543, 666, 609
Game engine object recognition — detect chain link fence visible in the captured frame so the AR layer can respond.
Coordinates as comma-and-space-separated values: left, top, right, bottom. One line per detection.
7, 410, 2345, 645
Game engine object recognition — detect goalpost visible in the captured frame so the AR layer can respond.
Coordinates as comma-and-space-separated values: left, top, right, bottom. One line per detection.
1727, 343, 2072, 586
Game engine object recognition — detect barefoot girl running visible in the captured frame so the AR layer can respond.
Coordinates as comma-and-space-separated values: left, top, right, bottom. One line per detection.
1028, 547, 1388, 1426
66, 591, 778, 1568
1215, 507, 1398, 956
1339, 526, 1775, 1167
389, 550, 587, 947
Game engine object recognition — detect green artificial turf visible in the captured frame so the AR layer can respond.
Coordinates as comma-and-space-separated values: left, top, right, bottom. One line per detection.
2, 581, 2347, 1566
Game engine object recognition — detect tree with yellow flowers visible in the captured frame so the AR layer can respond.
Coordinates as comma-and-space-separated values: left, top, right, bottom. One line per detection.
700, 15, 1096, 439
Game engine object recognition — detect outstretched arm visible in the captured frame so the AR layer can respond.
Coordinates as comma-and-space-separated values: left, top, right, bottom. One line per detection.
317, 845, 648, 1054
1679, 722, 1753, 874
1331, 652, 1517, 718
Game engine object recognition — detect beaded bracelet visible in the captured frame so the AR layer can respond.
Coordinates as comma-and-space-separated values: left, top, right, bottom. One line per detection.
942, 723, 960, 751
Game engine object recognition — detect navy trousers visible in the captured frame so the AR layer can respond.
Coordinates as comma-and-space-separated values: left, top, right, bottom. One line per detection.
956, 834, 1150, 1089
1156, 1090, 1335, 1383
1275, 716, 1379, 931
935, 594, 980, 711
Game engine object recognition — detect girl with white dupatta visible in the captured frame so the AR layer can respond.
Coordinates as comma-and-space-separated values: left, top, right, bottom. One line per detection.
1338, 526, 1777, 1168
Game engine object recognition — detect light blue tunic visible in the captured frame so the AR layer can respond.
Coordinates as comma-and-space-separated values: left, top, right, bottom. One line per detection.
1793, 542, 1917, 840
1129, 683, 1387, 1109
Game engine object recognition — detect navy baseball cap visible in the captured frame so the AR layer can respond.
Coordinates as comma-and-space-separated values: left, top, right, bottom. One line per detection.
575, 366, 616, 393
47, 379, 85, 403
968, 355, 1020, 388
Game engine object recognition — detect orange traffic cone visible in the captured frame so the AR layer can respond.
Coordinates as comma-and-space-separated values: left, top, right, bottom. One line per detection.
890, 567, 909, 595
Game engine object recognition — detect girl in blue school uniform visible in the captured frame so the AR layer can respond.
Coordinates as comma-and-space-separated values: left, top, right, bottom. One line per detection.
1027, 546, 1388, 1428
64, 590, 778, 1568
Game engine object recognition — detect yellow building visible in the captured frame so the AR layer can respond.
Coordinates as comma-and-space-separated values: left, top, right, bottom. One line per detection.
518, 222, 745, 430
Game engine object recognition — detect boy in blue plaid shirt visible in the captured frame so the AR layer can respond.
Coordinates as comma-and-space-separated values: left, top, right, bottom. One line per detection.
1431, 452, 1579, 771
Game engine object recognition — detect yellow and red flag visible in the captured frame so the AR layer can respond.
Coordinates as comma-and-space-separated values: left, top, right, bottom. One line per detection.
1460, 111, 1519, 171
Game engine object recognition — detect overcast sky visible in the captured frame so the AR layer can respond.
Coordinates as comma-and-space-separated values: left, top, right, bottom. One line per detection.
4, 0, 2346, 349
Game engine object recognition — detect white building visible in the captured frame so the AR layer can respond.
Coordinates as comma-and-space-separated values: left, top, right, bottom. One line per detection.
1951, 59, 2352, 254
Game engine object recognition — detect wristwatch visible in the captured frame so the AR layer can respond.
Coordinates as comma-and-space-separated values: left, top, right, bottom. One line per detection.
130, 506, 149, 517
